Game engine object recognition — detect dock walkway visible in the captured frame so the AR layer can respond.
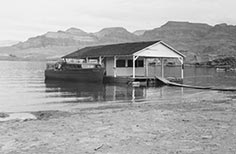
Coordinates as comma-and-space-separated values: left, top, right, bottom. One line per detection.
155, 76, 236, 91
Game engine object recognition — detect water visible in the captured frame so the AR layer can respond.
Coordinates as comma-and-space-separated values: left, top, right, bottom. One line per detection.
0, 61, 236, 113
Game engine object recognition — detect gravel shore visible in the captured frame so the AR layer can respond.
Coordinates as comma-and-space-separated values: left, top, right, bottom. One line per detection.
0, 90, 236, 154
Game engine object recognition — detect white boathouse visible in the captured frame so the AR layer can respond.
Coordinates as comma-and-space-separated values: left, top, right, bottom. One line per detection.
62, 40, 185, 83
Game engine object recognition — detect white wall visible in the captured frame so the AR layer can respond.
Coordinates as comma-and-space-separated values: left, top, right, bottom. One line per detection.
105, 57, 114, 76
147, 65, 161, 77
105, 57, 181, 78
105, 57, 145, 77
147, 65, 181, 78
116, 67, 145, 76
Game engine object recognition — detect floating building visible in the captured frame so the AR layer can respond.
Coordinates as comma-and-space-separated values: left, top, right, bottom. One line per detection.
62, 40, 185, 84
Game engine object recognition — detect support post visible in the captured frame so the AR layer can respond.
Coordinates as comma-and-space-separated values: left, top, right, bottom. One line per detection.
132, 56, 138, 78
114, 56, 117, 77
145, 58, 149, 77
86, 57, 89, 63
99, 56, 104, 65
179, 57, 184, 79
132, 88, 135, 102
161, 58, 164, 78
133, 56, 135, 78
98, 56, 102, 64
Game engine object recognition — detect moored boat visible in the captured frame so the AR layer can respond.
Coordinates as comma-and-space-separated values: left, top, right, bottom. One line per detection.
45, 62, 105, 82
216, 66, 236, 72
216, 67, 227, 72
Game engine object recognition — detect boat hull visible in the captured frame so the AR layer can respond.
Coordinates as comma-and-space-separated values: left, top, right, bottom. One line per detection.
45, 68, 105, 82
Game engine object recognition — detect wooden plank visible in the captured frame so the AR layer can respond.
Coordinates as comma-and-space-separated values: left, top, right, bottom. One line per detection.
154, 76, 171, 85
154, 76, 236, 91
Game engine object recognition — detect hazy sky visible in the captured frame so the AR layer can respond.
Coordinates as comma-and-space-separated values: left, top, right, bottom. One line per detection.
0, 0, 236, 41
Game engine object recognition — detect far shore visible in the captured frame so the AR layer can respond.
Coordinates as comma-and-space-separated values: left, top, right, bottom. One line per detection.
1, 56, 236, 69
0, 58, 235, 69
0, 90, 236, 153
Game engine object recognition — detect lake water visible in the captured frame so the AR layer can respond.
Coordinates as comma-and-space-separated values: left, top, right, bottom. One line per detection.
0, 61, 236, 113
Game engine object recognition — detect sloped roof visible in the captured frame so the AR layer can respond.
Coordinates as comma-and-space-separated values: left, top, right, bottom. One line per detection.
134, 41, 185, 58
62, 41, 160, 58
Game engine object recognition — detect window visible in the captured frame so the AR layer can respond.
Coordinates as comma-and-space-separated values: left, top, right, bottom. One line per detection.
116, 60, 126, 67
136, 60, 144, 67
128, 60, 133, 67
127, 60, 144, 67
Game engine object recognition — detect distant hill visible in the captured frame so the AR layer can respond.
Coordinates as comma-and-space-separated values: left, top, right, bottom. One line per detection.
94, 27, 140, 44
1, 21, 236, 62
13, 28, 98, 49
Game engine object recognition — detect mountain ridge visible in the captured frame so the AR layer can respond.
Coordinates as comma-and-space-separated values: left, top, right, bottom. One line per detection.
1, 21, 236, 63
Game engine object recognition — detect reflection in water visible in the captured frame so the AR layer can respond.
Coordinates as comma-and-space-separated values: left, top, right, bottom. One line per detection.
183, 67, 236, 87
0, 61, 236, 112
45, 81, 105, 102
44, 79, 192, 108
45, 80, 147, 104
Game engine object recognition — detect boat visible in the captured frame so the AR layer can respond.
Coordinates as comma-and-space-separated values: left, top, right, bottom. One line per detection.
216, 67, 227, 72
216, 66, 236, 72
45, 62, 105, 82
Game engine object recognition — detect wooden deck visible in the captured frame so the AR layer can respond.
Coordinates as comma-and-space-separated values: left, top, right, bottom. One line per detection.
104, 76, 236, 91
103, 76, 183, 86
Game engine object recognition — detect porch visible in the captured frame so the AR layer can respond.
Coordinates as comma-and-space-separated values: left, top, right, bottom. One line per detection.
104, 55, 184, 82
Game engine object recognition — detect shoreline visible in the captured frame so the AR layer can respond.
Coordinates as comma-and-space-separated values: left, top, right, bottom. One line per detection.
0, 90, 236, 153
